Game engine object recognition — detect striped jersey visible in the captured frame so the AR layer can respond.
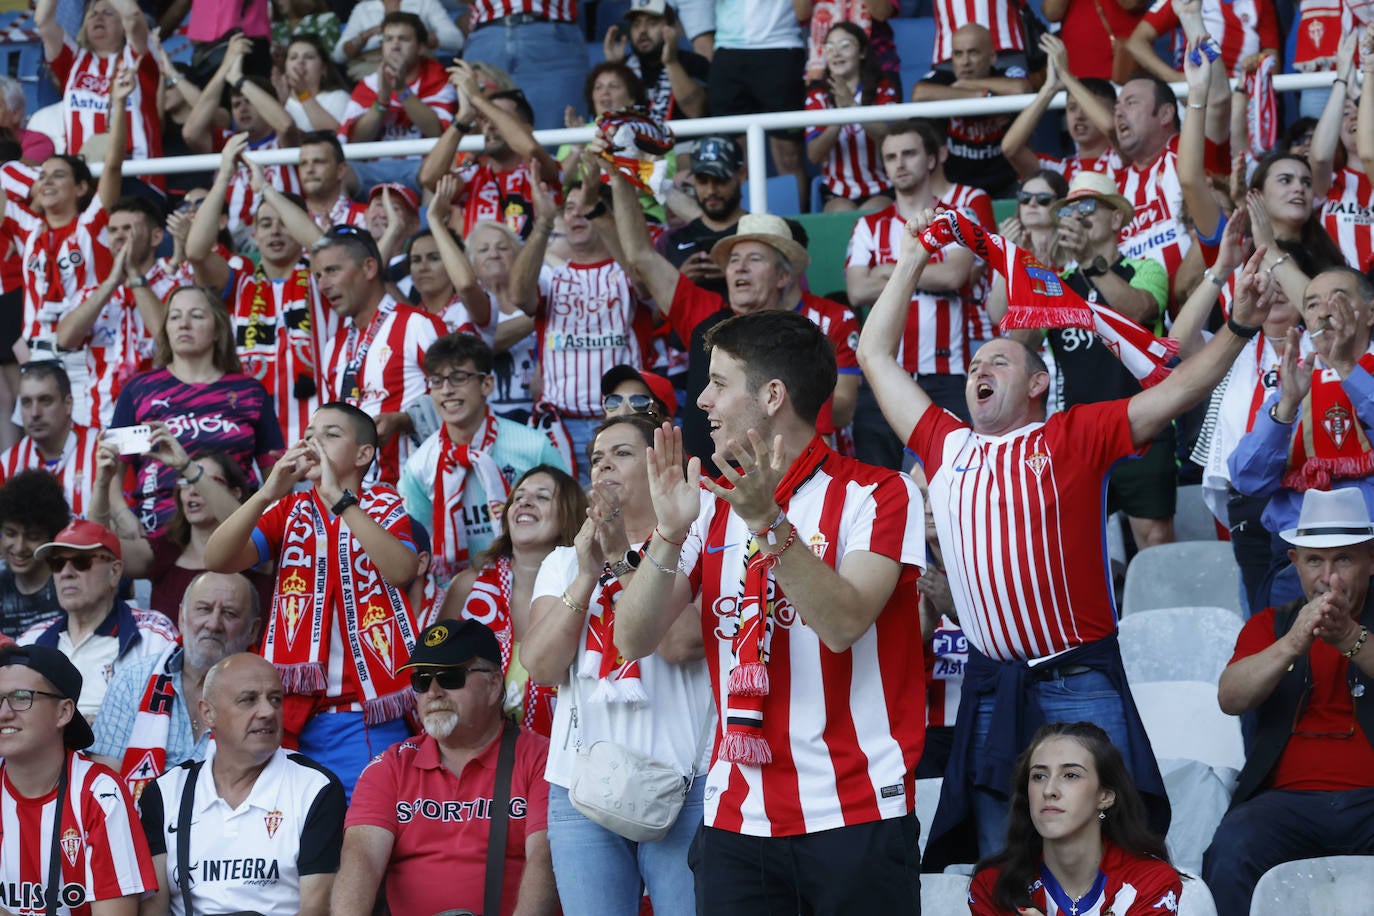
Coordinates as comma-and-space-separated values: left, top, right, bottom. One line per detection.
1038, 148, 1124, 184
682, 445, 926, 837
1143, 0, 1278, 74
48, 40, 163, 182
456, 161, 537, 241
0, 161, 36, 296
1, 197, 111, 345
929, 0, 1025, 65
341, 58, 455, 144
847, 203, 970, 376
1320, 167, 1374, 272
466, 0, 578, 26
969, 841, 1182, 915
0, 751, 157, 916
535, 258, 647, 417
69, 260, 178, 429
322, 297, 445, 483
906, 400, 1139, 662
1116, 137, 1190, 290
0, 425, 99, 518
942, 183, 998, 343
215, 130, 302, 245
805, 80, 897, 201
310, 194, 369, 232
926, 614, 966, 728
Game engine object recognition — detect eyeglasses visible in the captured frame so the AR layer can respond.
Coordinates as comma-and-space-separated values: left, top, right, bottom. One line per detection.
46, 552, 112, 573
428, 369, 486, 391
603, 393, 656, 413
1018, 191, 1055, 207
316, 223, 384, 263
410, 666, 498, 693
1056, 199, 1101, 220
0, 688, 66, 712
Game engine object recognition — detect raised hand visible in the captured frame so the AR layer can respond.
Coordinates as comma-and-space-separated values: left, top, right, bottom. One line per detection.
573, 515, 606, 577
1041, 34, 1067, 88
703, 429, 786, 534
644, 423, 702, 542
110, 61, 135, 107
429, 173, 456, 226
1246, 190, 1276, 249
603, 24, 627, 64
93, 441, 121, 485
1276, 326, 1310, 418
530, 174, 558, 228
447, 59, 481, 99
1183, 35, 1212, 96
245, 155, 268, 195
144, 421, 190, 471
218, 132, 250, 182
1229, 245, 1273, 330
588, 480, 630, 558
261, 440, 312, 502
1213, 207, 1250, 278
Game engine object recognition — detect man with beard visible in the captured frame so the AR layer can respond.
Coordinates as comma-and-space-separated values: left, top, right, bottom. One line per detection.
334, 619, 556, 916
664, 136, 746, 299
603, 0, 708, 123
297, 131, 368, 232
89, 572, 262, 799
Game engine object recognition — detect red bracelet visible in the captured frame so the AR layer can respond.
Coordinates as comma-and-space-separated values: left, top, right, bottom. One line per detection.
653, 526, 685, 547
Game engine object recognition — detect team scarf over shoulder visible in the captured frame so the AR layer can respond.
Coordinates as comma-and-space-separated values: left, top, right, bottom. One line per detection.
432, 412, 509, 584
462, 556, 557, 736
720, 436, 829, 767
581, 552, 647, 705
262, 488, 420, 725
919, 209, 1181, 387
120, 641, 181, 802
1283, 351, 1374, 491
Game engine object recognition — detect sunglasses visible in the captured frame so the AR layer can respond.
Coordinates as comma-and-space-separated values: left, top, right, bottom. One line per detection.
1018, 191, 1055, 206
46, 552, 112, 573
410, 666, 497, 693
0, 688, 65, 712
1056, 199, 1101, 220
603, 393, 656, 413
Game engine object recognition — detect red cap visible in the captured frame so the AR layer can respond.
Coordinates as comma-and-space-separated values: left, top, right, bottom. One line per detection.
35, 519, 122, 562
367, 182, 420, 213
601, 365, 678, 418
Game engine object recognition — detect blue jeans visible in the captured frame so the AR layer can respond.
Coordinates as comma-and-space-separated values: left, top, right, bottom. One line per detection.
547, 779, 704, 916
562, 415, 602, 486
970, 669, 1130, 857
348, 157, 423, 198
297, 711, 411, 802
463, 20, 588, 131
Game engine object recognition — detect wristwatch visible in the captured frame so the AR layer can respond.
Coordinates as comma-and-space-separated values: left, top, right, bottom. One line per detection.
609, 548, 641, 579
128, 275, 148, 289
331, 488, 359, 515
1084, 255, 1111, 278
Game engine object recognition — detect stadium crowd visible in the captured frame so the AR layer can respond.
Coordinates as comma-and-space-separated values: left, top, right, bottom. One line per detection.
0, 0, 1370, 913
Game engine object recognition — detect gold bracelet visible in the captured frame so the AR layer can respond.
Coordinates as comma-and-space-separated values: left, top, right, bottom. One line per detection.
1344, 625, 1369, 660
560, 590, 587, 615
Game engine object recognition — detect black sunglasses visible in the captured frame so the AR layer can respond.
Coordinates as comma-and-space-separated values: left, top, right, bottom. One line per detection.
410, 666, 497, 693
603, 393, 656, 413
46, 552, 112, 573
1018, 191, 1055, 206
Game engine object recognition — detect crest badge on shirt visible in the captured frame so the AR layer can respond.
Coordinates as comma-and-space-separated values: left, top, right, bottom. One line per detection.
807, 532, 829, 560
1025, 452, 1050, 477
1323, 404, 1353, 449
61, 827, 82, 866
264, 809, 283, 839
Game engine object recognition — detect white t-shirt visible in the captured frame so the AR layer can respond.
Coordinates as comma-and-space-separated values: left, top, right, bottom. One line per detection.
532, 544, 716, 788
285, 89, 351, 133
714, 0, 804, 49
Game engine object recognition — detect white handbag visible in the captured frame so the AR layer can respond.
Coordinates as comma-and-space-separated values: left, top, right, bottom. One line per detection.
565, 666, 711, 843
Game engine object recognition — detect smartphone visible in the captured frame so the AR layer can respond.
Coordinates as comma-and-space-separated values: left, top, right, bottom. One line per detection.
104, 425, 152, 455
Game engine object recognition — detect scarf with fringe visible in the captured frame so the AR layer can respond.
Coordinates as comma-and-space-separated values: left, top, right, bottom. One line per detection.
580, 550, 647, 705
462, 555, 557, 737
1283, 352, 1374, 491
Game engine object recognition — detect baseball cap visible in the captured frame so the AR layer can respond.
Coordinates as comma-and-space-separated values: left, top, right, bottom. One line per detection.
0, 644, 94, 749
400, 619, 502, 670
626, 0, 671, 17
35, 519, 121, 563
601, 365, 677, 418
691, 136, 741, 179
367, 182, 420, 213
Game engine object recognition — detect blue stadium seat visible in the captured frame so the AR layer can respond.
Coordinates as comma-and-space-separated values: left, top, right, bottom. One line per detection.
593, 0, 631, 43
891, 17, 935, 95
740, 175, 802, 217
809, 174, 824, 214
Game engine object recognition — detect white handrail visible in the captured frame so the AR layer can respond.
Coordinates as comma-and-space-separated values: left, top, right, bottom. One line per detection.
100, 70, 1339, 215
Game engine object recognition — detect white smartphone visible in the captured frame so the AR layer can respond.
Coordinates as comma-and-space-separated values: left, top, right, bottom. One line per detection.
104, 425, 152, 456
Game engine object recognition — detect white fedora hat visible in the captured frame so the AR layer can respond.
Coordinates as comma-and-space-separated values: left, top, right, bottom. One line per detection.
1280, 487, 1374, 548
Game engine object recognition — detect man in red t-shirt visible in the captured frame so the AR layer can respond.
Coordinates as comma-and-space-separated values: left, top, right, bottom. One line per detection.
1203, 487, 1374, 916
333, 619, 556, 916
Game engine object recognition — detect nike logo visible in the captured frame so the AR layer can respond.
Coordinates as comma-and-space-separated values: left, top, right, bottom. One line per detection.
675, 242, 697, 251
705, 543, 738, 554
953, 464, 980, 472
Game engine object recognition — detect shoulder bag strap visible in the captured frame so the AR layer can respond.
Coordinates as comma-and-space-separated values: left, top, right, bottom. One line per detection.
176, 762, 200, 916
44, 756, 69, 916
483, 719, 519, 916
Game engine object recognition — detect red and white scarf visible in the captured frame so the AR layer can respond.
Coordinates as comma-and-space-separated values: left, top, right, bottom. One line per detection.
920, 210, 1181, 387
261, 488, 421, 729
720, 436, 829, 767
461, 555, 557, 737
120, 642, 181, 801
1283, 352, 1374, 491
432, 412, 510, 584
580, 556, 647, 705
1245, 55, 1278, 161
529, 400, 576, 477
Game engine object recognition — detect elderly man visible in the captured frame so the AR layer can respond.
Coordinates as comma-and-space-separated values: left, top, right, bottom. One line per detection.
90, 572, 261, 799
858, 212, 1278, 862
1202, 487, 1374, 916
138, 653, 345, 916
18, 519, 177, 720
334, 619, 556, 916
0, 643, 157, 912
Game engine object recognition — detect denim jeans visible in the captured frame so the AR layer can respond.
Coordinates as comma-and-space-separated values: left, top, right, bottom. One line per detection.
547, 779, 704, 916
463, 20, 588, 131
970, 669, 1131, 856
297, 711, 410, 802
561, 415, 602, 486
348, 157, 423, 197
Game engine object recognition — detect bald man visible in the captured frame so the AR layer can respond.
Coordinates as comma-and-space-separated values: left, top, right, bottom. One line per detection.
137, 654, 346, 916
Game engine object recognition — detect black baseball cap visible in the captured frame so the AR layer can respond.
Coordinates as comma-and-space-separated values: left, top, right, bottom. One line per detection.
0, 644, 94, 749
691, 136, 742, 179
400, 619, 502, 670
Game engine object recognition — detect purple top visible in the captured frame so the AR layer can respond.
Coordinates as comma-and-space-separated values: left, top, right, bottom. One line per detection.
111, 368, 283, 535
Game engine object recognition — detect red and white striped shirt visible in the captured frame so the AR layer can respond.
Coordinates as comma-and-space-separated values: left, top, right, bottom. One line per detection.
1320, 167, 1374, 272
1, 196, 111, 345
805, 81, 897, 201
323, 297, 445, 482
942, 183, 998, 343
467, 0, 577, 27
232, 262, 338, 446
0, 751, 157, 916
1116, 137, 1191, 291
1038, 148, 1124, 184
929, 0, 1024, 65
0, 424, 100, 518
847, 203, 970, 376
682, 444, 926, 837
925, 615, 966, 728
907, 400, 1139, 663
535, 258, 647, 417
1143, 0, 1278, 74
341, 58, 455, 144
456, 160, 537, 241
311, 193, 369, 231
0, 161, 35, 297
49, 40, 163, 184
214, 130, 302, 244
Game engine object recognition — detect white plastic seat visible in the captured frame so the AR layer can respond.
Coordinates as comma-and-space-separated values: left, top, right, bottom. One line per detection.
1130, 680, 1245, 772
916, 776, 941, 858
1122, 542, 1242, 617
1119, 607, 1244, 685
1174, 484, 1219, 542
1158, 758, 1237, 876
1249, 856, 1374, 915
1178, 872, 1219, 915
920, 872, 970, 912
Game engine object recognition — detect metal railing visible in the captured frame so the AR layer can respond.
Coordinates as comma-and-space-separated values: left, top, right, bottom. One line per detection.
102, 71, 1340, 214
